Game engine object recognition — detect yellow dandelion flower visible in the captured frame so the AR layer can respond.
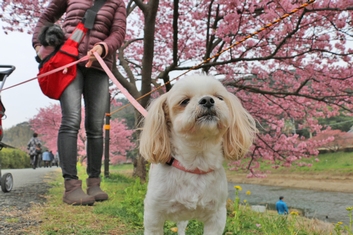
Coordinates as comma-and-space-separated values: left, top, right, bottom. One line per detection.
346, 206, 353, 211
234, 185, 242, 191
243, 199, 247, 203
170, 227, 178, 233
246, 190, 251, 195
290, 211, 299, 216
336, 221, 343, 225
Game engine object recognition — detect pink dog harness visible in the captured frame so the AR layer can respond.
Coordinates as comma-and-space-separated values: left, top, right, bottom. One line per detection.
166, 157, 214, 174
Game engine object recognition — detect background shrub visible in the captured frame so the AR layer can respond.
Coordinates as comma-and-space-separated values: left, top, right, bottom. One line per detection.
0, 148, 30, 169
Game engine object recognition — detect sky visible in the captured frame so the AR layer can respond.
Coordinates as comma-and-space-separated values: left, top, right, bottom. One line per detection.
0, 29, 56, 129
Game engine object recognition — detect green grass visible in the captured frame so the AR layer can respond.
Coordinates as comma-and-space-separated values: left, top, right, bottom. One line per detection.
26, 156, 353, 235
238, 151, 353, 174
298, 152, 353, 173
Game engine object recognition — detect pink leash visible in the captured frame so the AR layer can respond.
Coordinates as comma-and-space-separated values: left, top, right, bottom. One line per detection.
93, 52, 148, 117
1, 56, 89, 92
1, 53, 148, 117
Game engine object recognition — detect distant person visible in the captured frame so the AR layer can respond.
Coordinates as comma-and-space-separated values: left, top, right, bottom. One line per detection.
276, 196, 289, 215
49, 151, 55, 167
42, 150, 51, 168
54, 151, 60, 167
27, 133, 42, 169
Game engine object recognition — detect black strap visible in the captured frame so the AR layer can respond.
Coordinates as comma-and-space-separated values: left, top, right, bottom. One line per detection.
82, 0, 106, 29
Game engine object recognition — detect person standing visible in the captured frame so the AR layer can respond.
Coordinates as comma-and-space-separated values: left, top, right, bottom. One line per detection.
49, 151, 55, 167
42, 150, 51, 168
27, 133, 42, 170
54, 151, 60, 167
276, 196, 289, 215
32, 0, 126, 206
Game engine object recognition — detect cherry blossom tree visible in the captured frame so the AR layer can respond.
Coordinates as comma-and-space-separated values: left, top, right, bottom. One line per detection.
108, 118, 135, 164
29, 104, 87, 159
29, 103, 134, 165
311, 129, 353, 152
28, 104, 62, 153
2, 0, 353, 178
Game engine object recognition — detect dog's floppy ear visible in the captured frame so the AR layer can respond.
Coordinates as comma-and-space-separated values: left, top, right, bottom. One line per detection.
139, 93, 171, 164
223, 93, 257, 160
38, 25, 50, 46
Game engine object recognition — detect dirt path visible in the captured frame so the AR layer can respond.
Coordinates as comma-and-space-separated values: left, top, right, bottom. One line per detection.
0, 168, 58, 235
226, 171, 353, 193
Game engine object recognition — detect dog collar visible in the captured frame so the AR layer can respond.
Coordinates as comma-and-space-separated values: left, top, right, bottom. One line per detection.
166, 157, 214, 174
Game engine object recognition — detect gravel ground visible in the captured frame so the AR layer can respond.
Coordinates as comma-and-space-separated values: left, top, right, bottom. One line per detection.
0, 170, 57, 235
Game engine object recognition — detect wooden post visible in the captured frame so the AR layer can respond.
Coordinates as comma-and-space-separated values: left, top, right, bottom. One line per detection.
104, 113, 111, 178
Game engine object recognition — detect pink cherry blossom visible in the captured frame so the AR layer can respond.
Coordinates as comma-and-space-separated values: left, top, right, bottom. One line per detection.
2, 0, 353, 173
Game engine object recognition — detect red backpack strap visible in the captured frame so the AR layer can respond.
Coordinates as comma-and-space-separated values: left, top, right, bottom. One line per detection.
60, 22, 88, 57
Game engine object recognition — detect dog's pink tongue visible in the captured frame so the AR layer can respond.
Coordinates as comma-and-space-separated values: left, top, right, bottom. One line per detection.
38, 46, 55, 59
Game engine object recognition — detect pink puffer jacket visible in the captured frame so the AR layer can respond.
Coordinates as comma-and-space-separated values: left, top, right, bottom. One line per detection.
32, 0, 126, 71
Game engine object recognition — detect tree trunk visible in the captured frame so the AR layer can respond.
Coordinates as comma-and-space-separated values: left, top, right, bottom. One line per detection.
131, 1, 160, 182
133, 154, 147, 182
132, 110, 147, 181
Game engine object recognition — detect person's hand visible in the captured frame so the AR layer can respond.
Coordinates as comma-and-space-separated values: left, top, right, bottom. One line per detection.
85, 45, 104, 68
35, 45, 42, 60
35, 46, 41, 54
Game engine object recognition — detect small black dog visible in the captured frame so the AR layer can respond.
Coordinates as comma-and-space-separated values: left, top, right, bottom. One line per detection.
36, 23, 65, 68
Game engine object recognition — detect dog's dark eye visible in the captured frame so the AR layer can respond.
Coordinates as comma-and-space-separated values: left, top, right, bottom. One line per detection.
217, 96, 224, 101
180, 99, 190, 106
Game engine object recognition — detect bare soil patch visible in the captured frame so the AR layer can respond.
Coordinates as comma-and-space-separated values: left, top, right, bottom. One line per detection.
226, 171, 353, 193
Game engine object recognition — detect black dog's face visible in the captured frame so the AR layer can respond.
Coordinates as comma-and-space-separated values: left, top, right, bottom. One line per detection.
38, 24, 65, 48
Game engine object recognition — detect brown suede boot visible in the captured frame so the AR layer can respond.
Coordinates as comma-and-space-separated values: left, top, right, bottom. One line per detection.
86, 178, 108, 201
63, 179, 95, 206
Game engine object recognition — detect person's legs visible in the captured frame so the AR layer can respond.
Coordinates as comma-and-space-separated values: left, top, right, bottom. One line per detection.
84, 71, 109, 178
37, 154, 42, 168
33, 154, 38, 169
30, 155, 35, 169
58, 67, 95, 206
58, 69, 83, 180
83, 67, 109, 201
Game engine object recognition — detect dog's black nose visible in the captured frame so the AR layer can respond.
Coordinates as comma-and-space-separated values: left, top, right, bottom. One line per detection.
199, 96, 215, 108
49, 38, 56, 44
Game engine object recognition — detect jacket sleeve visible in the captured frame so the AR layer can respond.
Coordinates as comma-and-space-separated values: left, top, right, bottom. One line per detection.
284, 203, 289, 213
27, 138, 32, 150
32, 0, 68, 49
100, 0, 126, 57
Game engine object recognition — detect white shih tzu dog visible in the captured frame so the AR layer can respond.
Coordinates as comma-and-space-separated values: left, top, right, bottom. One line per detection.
139, 74, 257, 235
